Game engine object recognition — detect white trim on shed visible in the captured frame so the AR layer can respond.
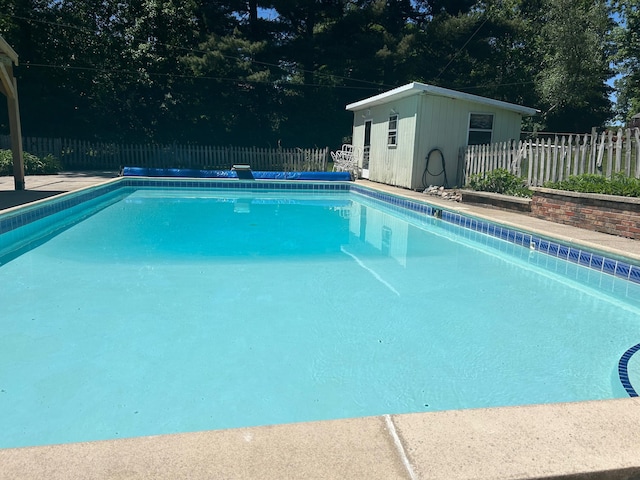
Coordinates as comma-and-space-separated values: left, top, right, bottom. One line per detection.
346, 82, 539, 116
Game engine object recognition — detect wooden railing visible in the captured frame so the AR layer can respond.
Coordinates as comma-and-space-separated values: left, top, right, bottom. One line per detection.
464, 127, 640, 186
0, 136, 329, 172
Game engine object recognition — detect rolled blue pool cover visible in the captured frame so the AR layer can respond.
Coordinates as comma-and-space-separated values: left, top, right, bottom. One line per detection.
121, 167, 351, 181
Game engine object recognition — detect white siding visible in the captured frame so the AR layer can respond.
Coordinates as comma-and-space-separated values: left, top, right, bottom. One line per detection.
350, 90, 525, 190
351, 96, 419, 189
410, 95, 523, 190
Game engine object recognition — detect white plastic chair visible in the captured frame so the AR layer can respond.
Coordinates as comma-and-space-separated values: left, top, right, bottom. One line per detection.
331, 145, 360, 177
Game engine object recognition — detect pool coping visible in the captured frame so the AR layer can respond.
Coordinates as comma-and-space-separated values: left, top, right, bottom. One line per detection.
1, 176, 640, 479
2, 399, 640, 480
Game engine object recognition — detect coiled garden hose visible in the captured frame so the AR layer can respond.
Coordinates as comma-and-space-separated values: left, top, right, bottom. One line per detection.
422, 148, 449, 189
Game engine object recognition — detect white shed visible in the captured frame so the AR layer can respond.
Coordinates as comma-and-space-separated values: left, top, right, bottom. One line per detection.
346, 82, 538, 190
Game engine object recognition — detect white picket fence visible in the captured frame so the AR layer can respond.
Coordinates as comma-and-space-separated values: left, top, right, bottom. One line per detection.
0, 135, 329, 172
464, 127, 640, 186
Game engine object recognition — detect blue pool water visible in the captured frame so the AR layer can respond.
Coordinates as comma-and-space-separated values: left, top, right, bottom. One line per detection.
1, 185, 639, 449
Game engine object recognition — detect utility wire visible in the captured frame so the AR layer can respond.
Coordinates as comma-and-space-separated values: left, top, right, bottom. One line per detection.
2, 12, 394, 89
435, 15, 489, 80
4, 12, 537, 93
22, 62, 385, 90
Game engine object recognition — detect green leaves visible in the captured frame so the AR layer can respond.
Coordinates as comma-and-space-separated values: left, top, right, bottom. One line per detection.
0, 0, 627, 145
544, 173, 640, 197
0, 150, 61, 175
534, 0, 613, 131
469, 169, 533, 197
611, 0, 640, 122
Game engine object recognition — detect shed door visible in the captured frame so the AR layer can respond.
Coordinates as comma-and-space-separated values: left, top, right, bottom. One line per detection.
362, 120, 371, 179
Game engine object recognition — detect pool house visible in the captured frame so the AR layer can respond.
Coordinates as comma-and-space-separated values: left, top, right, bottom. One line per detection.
346, 82, 538, 189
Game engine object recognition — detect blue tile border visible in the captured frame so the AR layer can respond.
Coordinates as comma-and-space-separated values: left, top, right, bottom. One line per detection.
1, 179, 639, 287
618, 343, 640, 397
0, 180, 122, 236
414, 204, 640, 286
0, 178, 352, 236
348, 184, 640, 285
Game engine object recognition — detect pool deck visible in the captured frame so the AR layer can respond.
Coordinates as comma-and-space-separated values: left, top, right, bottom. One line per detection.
1, 174, 640, 480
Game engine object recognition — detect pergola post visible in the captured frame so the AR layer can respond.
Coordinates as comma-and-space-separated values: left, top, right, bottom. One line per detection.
0, 35, 25, 191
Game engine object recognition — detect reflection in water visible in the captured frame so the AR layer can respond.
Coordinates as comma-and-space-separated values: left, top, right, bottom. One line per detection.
349, 202, 408, 267
340, 245, 400, 296
381, 226, 392, 256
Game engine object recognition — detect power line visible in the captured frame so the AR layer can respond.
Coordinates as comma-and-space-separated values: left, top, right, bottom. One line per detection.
458, 80, 537, 90
21, 62, 386, 91
3, 12, 539, 95
2, 12, 394, 90
435, 15, 489, 80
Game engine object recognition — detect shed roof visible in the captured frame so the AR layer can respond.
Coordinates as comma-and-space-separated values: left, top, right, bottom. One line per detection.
346, 82, 538, 116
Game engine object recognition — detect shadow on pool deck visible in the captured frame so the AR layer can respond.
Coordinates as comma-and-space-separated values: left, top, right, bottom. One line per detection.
0, 190, 66, 210
0, 171, 119, 211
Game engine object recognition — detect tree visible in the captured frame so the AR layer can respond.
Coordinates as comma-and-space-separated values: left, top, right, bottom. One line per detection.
535, 0, 613, 132
612, 0, 640, 122
1, 0, 621, 146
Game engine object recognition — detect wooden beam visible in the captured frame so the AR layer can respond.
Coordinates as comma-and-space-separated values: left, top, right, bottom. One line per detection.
7, 74, 25, 190
0, 37, 24, 190
0, 35, 19, 66
0, 62, 16, 99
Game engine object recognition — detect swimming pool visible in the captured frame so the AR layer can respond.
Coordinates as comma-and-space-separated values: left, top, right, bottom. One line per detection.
1, 178, 639, 449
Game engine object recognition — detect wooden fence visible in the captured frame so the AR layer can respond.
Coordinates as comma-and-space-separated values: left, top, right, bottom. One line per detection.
0, 135, 329, 172
464, 127, 640, 186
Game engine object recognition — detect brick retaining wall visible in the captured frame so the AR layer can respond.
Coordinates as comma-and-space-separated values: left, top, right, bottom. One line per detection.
460, 190, 532, 213
531, 188, 640, 240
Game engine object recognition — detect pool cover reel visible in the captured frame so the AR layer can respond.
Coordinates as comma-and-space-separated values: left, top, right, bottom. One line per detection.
121, 167, 352, 181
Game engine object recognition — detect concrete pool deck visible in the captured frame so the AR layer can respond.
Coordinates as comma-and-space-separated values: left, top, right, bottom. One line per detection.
1, 174, 640, 479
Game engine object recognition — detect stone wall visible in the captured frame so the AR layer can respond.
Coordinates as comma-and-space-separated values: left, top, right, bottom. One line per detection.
531, 188, 640, 240
460, 190, 532, 213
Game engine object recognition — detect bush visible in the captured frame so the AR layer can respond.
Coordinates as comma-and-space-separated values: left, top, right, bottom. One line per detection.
468, 168, 532, 198
544, 173, 640, 197
0, 149, 62, 176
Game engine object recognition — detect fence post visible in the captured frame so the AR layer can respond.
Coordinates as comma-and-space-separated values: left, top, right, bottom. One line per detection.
588, 127, 597, 174
625, 128, 632, 177
606, 130, 614, 178
532, 139, 540, 186
635, 128, 640, 179
545, 138, 552, 183
615, 128, 623, 175
571, 135, 580, 177
579, 133, 588, 175
512, 140, 520, 176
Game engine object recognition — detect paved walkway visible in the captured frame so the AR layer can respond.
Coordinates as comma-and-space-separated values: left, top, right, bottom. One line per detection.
0, 171, 119, 210
1, 174, 639, 479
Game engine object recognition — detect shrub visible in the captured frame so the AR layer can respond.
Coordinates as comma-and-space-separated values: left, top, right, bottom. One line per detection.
468, 168, 532, 198
0, 149, 62, 176
544, 173, 640, 197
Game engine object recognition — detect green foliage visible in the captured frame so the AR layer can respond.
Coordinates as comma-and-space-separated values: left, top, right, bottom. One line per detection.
544, 173, 640, 197
469, 169, 532, 197
0, 150, 61, 176
0, 0, 626, 143
611, 0, 640, 122
535, 0, 613, 132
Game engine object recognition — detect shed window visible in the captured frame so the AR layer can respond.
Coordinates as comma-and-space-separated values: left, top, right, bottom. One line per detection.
468, 113, 494, 145
388, 114, 398, 146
